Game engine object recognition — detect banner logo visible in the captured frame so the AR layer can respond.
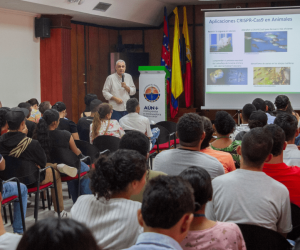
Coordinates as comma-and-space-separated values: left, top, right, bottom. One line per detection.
144, 85, 160, 103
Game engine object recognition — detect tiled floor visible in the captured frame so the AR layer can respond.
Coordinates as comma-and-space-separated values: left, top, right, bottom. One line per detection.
3, 183, 73, 233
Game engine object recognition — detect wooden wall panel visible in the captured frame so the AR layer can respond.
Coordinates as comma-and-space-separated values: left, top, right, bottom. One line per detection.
71, 23, 79, 122
120, 30, 143, 44
144, 28, 163, 66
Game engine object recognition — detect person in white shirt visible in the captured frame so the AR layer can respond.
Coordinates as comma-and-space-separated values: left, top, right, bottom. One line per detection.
71, 149, 148, 249
102, 60, 136, 121
119, 98, 160, 149
231, 103, 256, 140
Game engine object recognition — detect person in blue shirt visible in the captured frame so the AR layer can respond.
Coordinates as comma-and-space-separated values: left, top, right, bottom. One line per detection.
124, 175, 194, 250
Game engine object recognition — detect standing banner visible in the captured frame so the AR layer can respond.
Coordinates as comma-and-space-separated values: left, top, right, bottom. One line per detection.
138, 66, 170, 123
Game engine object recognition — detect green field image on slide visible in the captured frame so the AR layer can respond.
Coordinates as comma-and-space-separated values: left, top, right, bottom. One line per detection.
253, 67, 290, 85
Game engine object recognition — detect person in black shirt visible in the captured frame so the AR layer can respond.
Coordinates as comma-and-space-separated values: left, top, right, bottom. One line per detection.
77, 99, 102, 142
52, 102, 79, 140
18, 102, 36, 138
81, 93, 98, 118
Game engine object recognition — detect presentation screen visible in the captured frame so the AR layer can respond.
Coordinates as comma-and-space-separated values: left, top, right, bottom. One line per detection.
203, 8, 300, 109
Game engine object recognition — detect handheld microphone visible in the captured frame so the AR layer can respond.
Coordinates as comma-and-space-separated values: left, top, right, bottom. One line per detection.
122, 73, 125, 83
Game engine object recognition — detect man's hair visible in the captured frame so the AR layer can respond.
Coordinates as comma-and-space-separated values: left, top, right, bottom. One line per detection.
177, 113, 204, 147
264, 125, 285, 157
214, 111, 236, 135
252, 98, 266, 112
38, 101, 51, 115
142, 175, 194, 229
116, 59, 126, 66
242, 104, 256, 122
274, 113, 298, 142
119, 131, 149, 157
265, 100, 275, 114
200, 116, 213, 150
90, 99, 102, 113
18, 102, 31, 118
241, 127, 273, 168
126, 98, 139, 113
248, 110, 268, 129
275, 95, 290, 110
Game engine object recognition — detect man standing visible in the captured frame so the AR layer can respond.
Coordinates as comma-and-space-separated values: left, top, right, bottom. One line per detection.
102, 60, 136, 121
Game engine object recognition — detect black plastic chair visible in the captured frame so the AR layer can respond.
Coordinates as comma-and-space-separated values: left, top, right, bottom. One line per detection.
287, 203, 300, 240
75, 140, 100, 165
156, 121, 178, 148
237, 224, 292, 250
93, 135, 120, 153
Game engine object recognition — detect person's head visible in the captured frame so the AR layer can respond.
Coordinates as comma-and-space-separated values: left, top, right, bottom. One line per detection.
18, 102, 32, 119
252, 98, 266, 112
115, 60, 126, 76
26, 98, 39, 110
91, 103, 113, 141
265, 100, 275, 114
119, 131, 150, 158
179, 166, 212, 212
90, 99, 102, 114
126, 98, 140, 113
275, 95, 290, 110
176, 113, 205, 148
200, 116, 213, 150
214, 111, 236, 136
237, 127, 273, 169
90, 149, 148, 200
84, 94, 98, 112
139, 175, 194, 243
52, 102, 67, 117
16, 218, 100, 250
241, 104, 256, 123
263, 124, 286, 157
39, 101, 51, 115
274, 113, 298, 142
285, 101, 294, 115
0, 108, 9, 130
5, 107, 29, 131
248, 110, 268, 129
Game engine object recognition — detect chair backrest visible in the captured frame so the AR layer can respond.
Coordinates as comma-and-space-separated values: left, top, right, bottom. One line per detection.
156, 121, 177, 133
0, 156, 39, 186
50, 147, 80, 170
152, 125, 170, 145
75, 140, 99, 164
287, 203, 300, 240
237, 224, 291, 250
93, 135, 120, 153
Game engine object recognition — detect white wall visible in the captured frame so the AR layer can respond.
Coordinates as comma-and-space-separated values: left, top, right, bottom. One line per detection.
0, 8, 40, 108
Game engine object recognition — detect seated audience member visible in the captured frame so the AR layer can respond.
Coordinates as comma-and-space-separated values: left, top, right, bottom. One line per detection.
26, 98, 41, 123
235, 110, 268, 141
263, 124, 300, 207
38, 101, 51, 116
81, 93, 98, 118
265, 100, 276, 116
16, 218, 100, 250
34, 109, 92, 203
77, 99, 102, 142
119, 130, 167, 202
200, 117, 235, 173
71, 149, 147, 249
52, 102, 79, 140
0, 181, 23, 250
274, 95, 290, 116
206, 127, 292, 236
0, 108, 67, 216
211, 111, 241, 168
124, 175, 194, 250
231, 103, 256, 141
18, 102, 36, 138
119, 98, 160, 149
154, 113, 224, 179
179, 167, 246, 250
0, 108, 9, 135
90, 103, 124, 143
252, 97, 275, 124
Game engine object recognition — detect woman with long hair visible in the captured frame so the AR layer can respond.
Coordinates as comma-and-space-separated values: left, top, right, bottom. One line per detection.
90, 103, 124, 143
34, 109, 92, 203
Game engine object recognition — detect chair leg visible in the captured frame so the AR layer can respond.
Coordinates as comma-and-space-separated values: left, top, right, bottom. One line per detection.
46, 189, 51, 210
68, 187, 71, 199
3, 206, 7, 224
41, 191, 45, 210
8, 204, 13, 225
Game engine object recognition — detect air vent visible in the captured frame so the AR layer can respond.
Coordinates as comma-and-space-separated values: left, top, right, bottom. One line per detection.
93, 2, 111, 12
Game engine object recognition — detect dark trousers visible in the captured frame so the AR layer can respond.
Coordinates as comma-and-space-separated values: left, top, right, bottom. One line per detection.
111, 110, 128, 121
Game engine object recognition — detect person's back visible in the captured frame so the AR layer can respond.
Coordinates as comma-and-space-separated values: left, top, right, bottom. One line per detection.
154, 113, 224, 179
205, 128, 292, 235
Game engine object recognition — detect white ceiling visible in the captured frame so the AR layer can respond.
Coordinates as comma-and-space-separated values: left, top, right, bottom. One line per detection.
0, 0, 284, 27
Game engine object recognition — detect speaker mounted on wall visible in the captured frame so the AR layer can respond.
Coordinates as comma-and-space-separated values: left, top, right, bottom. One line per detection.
35, 17, 50, 38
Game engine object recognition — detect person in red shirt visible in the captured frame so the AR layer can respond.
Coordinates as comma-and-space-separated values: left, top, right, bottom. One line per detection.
263, 124, 300, 207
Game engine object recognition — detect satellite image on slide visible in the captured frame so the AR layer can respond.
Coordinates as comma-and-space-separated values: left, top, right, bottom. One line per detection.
207, 68, 247, 85
253, 67, 290, 85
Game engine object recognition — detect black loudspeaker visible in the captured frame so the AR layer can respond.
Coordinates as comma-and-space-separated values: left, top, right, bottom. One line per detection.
35, 17, 50, 38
